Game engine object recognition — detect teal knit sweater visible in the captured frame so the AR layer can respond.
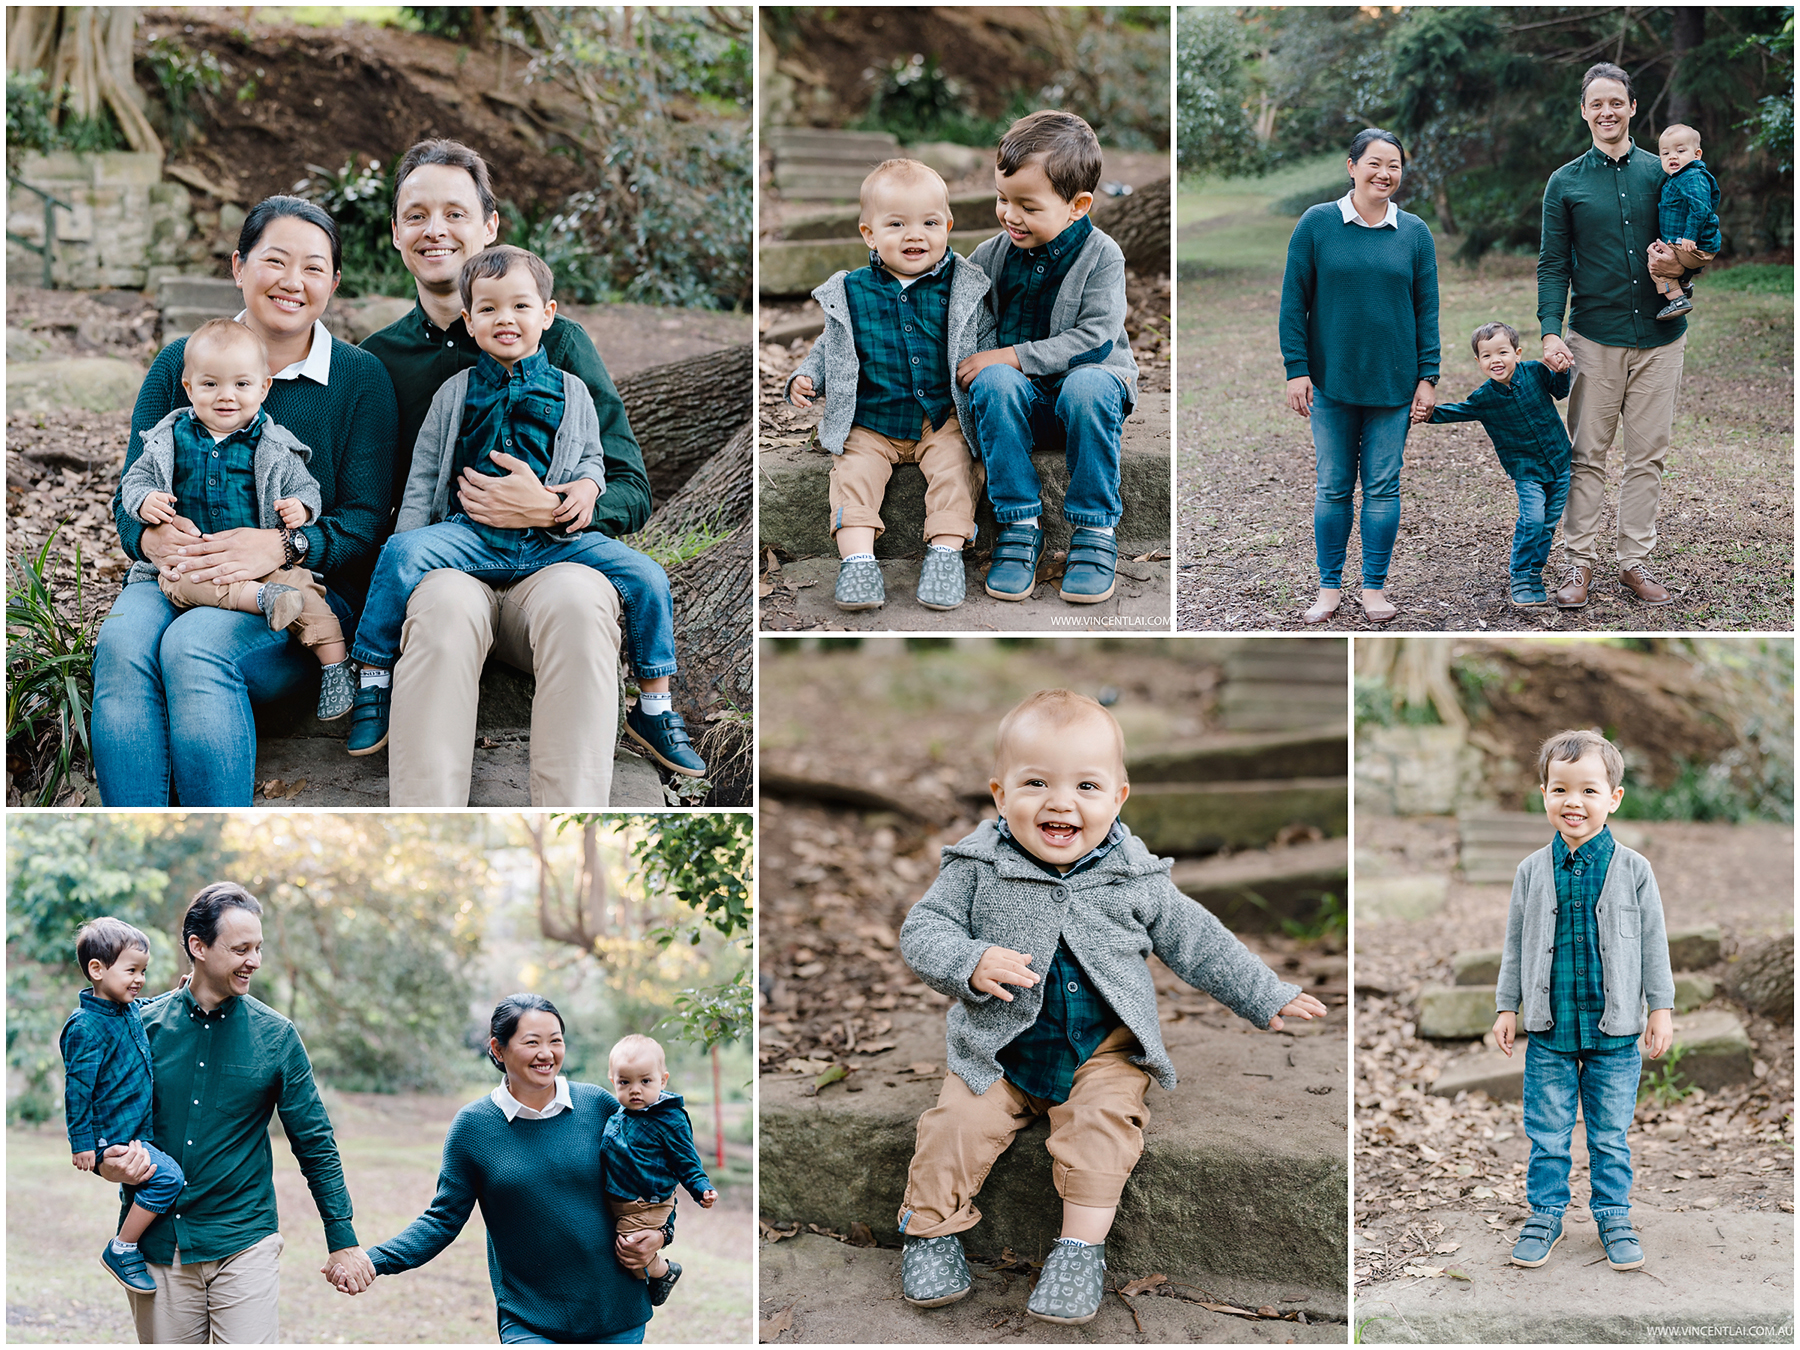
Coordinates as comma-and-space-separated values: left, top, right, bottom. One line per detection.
368, 1081, 653, 1342
1278, 202, 1441, 407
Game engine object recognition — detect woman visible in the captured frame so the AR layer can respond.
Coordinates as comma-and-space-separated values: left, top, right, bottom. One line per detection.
91, 196, 397, 805
346, 995, 666, 1344
1278, 128, 1440, 625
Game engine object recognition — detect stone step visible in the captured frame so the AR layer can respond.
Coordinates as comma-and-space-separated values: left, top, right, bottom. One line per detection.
1458, 812, 1548, 884
158, 274, 241, 338
758, 391, 1170, 560
1127, 729, 1346, 785
759, 1008, 1348, 1295
1121, 778, 1347, 858
767, 128, 901, 154
1169, 837, 1346, 934
760, 231, 993, 297
5, 356, 143, 414
1451, 952, 1717, 1013
1218, 640, 1347, 732
1418, 985, 1498, 1040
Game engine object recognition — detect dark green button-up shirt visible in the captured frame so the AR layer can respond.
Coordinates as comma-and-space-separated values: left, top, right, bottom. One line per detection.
1543, 827, 1638, 1054
1538, 142, 1685, 350
130, 988, 358, 1264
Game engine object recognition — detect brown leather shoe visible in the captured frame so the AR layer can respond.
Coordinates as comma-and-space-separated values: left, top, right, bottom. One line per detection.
1554, 564, 1592, 609
1620, 563, 1673, 605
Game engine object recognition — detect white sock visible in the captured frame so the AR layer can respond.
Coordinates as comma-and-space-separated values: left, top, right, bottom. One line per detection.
1057, 1237, 1090, 1247
112, 1238, 137, 1253
359, 667, 392, 689
1091, 526, 1115, 536
253, 583, 266, 608
927, 543, 960, 554
1019, 517, 1039, 530
638, 691, 673, 716
842, 552, 876, 564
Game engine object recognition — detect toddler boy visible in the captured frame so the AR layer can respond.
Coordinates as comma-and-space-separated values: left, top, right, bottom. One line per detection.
60, 917, 185, 1295
1494, 729, 1675, 1273
961, 112, 1138, 605
895, 690, 1326, 1324
346, 246, 703, 776
119, 318, 353, 720
1649, 124, 1721, 320
1414, 321, 1573, 607
787, 159, 995, 613
600, 1034, 717, 1307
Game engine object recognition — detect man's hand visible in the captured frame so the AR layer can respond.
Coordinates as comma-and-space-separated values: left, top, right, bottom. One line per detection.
1493, 1011, 1517, 1058
323, 1246, 375, 1294
1643, 1008, 1674, 1060
139, 491, 180, 525
1645, 240, 1686, 283
166, 527, 286, 587
73, 1150, 97, 1172
788, 374, 817, 408
96, 1140, 156, 1186
699, 1189, 718, 1209
1285, 375, 1314, 418
1541, 333, 1572, 373
969, 946, 1038, 1002
457, 452, 562, 530
549, 476, 600, 533
1267, 992, 1329, 1031
956, 347, 1020, 389
274, 497, 309, 529
615, 1227, 664, 1272
1411, 379, 1437, 424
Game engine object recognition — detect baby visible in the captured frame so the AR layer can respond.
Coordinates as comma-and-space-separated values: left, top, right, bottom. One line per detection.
345, 246, 703, 777
1649, 123, 1721, 320
60, 917, 186, 1296
118, 318, 352, 720
600, 1034, 717, 1307
895, 690, 1327, 1325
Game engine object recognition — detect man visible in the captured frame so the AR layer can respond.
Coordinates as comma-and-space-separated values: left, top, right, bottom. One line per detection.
1538, 62, 1685, 610
96, 884, 372, 1342
358, 139, 661, 805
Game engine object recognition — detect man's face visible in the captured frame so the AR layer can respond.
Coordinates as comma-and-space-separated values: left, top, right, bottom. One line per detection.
190, 907, 263, 1002
1541, 749, 1625, 849
1580, 78, 1636, 150
391, 163, 500, 293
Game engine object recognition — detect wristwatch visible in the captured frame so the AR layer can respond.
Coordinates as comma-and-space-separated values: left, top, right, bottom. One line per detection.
282, 527, 308, 567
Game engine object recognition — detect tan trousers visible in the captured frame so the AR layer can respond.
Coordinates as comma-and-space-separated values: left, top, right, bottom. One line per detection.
1649, 240, 1715, 297
127, 1232, 282, 1344
387, 563, 622, 807
1561, 330, 1686, 569
829, 416, 980, 543
898, 1026, 1150, 1239
160, 565, 343, 649
608, 1197, 675, 1234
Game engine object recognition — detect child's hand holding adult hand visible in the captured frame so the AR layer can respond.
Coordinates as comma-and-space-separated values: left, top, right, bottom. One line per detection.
969, 946, 1038, 1001
1285, 376, 1314, 418
955, 348, 1020, 389
700, 1189, 718, 1208
274, 497, 309, 529
1493, 1011, 1517, 1058
1268, 992, 1328, 1030
140, 491, 179, 524
788, 375, 817, 407
73, 1150, 96, 1172
1541, 334, 1573, 373
1411, 380, 1437, 424
549, 477, 600, 533
1643, 1008, 1674, 1060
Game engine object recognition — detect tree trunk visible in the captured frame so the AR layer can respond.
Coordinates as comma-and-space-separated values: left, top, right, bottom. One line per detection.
1667, 8, 1706, 129
616, 345, 754, 501
9, 8, 162, 155
1091, 176, 1170, 274
666, 519, 752, 806
633, 421, 751, 539
1728, 931, 1793, 1024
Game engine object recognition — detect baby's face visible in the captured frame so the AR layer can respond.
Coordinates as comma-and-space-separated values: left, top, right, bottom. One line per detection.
464, 265, 556, 366
859, 179, 952, 278
1659, 132, 1702, 175
989, 712, 1129, 870
995, 154, 1093, 250
182, 334, 271, 435
1541, 748, 1624, 849
89, 947, 149, 1004
611, 1051, 668, 1111
1474, 334, 1522, 384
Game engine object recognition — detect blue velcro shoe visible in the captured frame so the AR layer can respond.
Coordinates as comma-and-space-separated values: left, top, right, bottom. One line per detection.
1059, 527, 1119, 604
1510, 579, 1550, 607
1598, 1215, 1644, 1270
1027, 1239, 1106, 1325
647, 1259, 682, 1306
984, 523, 1044, 601
346, 681, 391, 756
916, 548, 965, 611
901, 1233, 971, 1308
626, 705, 707, 776
316, 661, 354, 721
1509, 1213, 1563, 1267
834, 557, 885, 611
100, 1240, 157, 1294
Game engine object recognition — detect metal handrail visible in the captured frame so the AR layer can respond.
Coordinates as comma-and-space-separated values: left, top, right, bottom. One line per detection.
6, 173, 74, 289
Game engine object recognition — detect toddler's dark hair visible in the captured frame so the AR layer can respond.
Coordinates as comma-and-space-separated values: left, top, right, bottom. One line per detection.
1470, 321, 1522, 357
460, 245, 554, 313
488, 992, 565, 1071
1580, 61, 1634, 103
182, 883, 263, 961
77, 917, 150, 976
393, 138, 500, 222
1537, 729, 1626, 790
997, 110, 1103, 202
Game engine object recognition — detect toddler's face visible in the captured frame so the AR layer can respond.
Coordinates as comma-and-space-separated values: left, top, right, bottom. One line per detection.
182, 334, 272, 435
89, 947, 149, 1004
1659, 133, 1702, 175
1541, 748, 1624, 849
611, 1051, 669, 1111
859, 180, 952, 278
464, 265, 556, 366
994, 154, 1092, 250
1474, 334, 1522, 384
989, 712, 1129, 871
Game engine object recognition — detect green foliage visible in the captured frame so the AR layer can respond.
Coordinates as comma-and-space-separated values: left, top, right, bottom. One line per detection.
6, 529, 99, 806
4, 70, 125, 162
1279, 893, 1346, 943
1738, 15, 1794, 173
1638, 1044, 1696, 1107
1353, 674, 1443, 728
1709, 263, 1794, 293
1045, 9, 1170, 153
626, 519, 733, 571
296, 157, 415, 298
1612, 756, 1793, 825
142, 34, 225, 151
1176, 8, 1264, 177
854, 53, 1012, 147
1269, 179, 1349, 217
664, 967, 752, 1053
401, 5, 485, 41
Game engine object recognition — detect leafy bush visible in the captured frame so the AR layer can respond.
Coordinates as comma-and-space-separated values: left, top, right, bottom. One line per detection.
5, 530, 99, 806
853, 54, 1014, 148
4, 70, 124, 162
141, 34, 224, 151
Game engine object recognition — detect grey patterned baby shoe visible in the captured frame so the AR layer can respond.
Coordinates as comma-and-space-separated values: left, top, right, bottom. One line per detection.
834, 557, 885, 611
916, 548, 965, 611
1026, 1239, 1106, 1325
900, 1233, 971, 1308
316, 661, 354, 721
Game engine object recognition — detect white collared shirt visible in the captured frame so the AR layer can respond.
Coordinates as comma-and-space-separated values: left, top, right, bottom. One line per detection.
1338, 192, 1400, 230
491, 1074, 573, 1121
231, 311, 334, 384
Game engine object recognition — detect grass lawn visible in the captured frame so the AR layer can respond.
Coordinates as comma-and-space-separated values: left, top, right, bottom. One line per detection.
7, 1092, 752, 1344
1175, 168, 1794, 631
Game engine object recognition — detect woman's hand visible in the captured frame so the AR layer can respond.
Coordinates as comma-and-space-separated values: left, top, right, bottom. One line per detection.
1410, 379, 1437, 423
457, 452, 562, 530
140, 517, 206, 574
1285, 376, 1314, 419
615, 1227, 664, 1272
165, 528, 286, 587
549, 477, 599, 533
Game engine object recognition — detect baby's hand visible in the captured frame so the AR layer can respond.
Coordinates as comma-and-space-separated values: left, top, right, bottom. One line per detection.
969, 946, 1038, 1001
955, 347, 1020, 389
72, 1150, 96, 1172
700, 1189, 717, 1208
550, 476, 600, 533
1493, 1010, 1516, 1058
788, 375, 817, 407
139, 491, 178, 524
274, 497, 309, 529
1643, 1007, 1674, 1060
1268, 992, 1328, 1030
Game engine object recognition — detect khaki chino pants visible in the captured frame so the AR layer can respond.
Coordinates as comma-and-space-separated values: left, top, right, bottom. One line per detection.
898, 1026, 1150, 1239
829, 416, 980, 543
160, 565, 343, 649
128, 1232, 282, 1344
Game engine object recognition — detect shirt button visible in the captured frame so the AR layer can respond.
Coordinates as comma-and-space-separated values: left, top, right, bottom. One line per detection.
915, 389, 925, 397
911, 357, 919, 365
1067, 981, 1079, 993
199, 1062, 204, 1067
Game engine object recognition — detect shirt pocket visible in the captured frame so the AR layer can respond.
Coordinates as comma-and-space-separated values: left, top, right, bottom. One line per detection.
1614, 904, 1641, 939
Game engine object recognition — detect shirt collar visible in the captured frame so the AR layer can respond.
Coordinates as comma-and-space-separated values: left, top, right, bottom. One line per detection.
1338, 192, 1400, 229
1586, 142, 1637, 168
868, 248, 955, 284
186, 406, 268, 445
491, 1074, 573, 1121
1552, 824, 1614, 866
180, 985, 239, 1021
233, 312, 334, 385
472, 345, 549, 388
1022, 214, 1092, 259
79, 987, 130, 1016
995, 816, 1128, 877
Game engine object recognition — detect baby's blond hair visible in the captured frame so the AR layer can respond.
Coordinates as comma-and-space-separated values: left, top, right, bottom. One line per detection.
609, 1033, 666, 1074
1659, 123, 1702, 150
858, 158, 951, 222
992, 688, 1127, 780
184, 317, 268, 374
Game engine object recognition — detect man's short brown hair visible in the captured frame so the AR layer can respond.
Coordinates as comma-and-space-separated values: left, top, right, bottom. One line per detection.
1580, 61, 1635, 104
459, 245, 554, 312
996, 110, 1103, 203
184, 317, 267, 373
393, 138, 500, 222
993, 688, 1126, 780
1537, 728, 1626, 789
858, 158, 950, 221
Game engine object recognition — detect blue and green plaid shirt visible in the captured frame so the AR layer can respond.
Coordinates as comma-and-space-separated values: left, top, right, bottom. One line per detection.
995, 214, 1093, 356
844, 250, 956, 440
170, 407, 265, 534
1429, 360, 1573, 485
1658, 159, 1721, 252
1542, 827, 1637, 1054
454, 346, 566, 547
59, 987, 157, 1156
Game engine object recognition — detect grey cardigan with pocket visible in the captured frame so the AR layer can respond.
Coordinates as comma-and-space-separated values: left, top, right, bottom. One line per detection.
1495, 839, 1676, 1037
118, 408, 322, 585
967, 225, 1139, 411
396, 367, 605, 534
783, 253, 996, 456
899, 819, 1302, 1095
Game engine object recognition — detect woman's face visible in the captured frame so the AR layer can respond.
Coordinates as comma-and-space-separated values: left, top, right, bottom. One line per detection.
491, 1009, 565, 1094
231, 214, 339, 351
1349, 142, 1404, 202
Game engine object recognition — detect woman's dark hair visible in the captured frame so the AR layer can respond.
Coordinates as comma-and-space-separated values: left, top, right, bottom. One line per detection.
237, 195, 342, 276
182, 883, 263, 961
1347, 128, 1406, 170
392, 138, 500, 222
487, 993, 565, 1072
77, 916, 150, 974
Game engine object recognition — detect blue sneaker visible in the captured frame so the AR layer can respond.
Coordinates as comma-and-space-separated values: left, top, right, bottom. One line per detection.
984, 523, 1044, 601
1059, 527, 1119, 604
626, 705, 707, 777
1510, 579, 1550, 607
100, 1240, 156, 1294
1509, 1213, 1563, 1267
345, 681, 391, 756
1598, 1215, 1644, 1270
647, 1259, 682, 1306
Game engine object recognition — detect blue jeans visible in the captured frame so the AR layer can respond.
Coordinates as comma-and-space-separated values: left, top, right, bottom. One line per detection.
1523, 1037, 1641, 1219
1310, 391, 1410, 589
110, 1140, 184, 1215
967, 364, 1128, 529
1511, 473, 1571, 585
497, 1312, 645, 1344
351, 518, 676, 680
91, 578, 353, 806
